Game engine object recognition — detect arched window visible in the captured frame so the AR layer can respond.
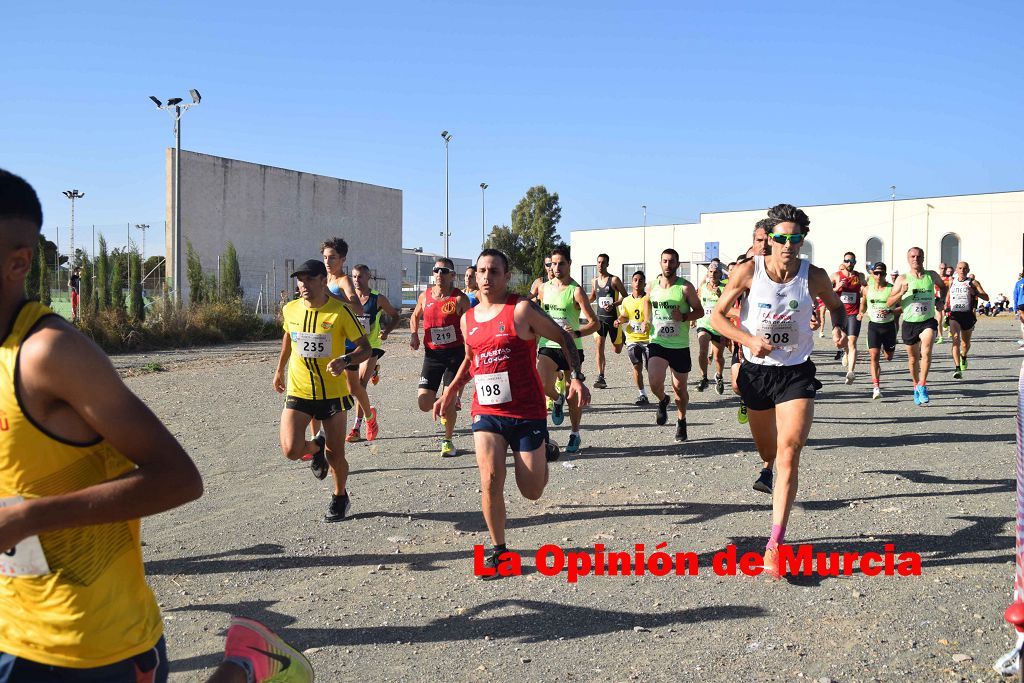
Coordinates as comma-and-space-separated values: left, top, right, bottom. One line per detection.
941, 233, 960, 266
865, 237, 884, 267
801, 239, 813, 262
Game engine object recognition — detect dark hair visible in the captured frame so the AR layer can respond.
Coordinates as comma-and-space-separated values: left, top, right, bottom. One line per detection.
466, 265, 477, 273
632, 270, 646, 280
321, 236, 349, 257
764, 204, 811, 234
844, 251, 856, 259
550, 245, 571, 262
753, 218, 773, 234
352, 263, 371, 275
597, 253, 610, 262
0, 169, 43, 233
435, 257, 455, 269
662, 248, 679, 261
477, 248, 509, 271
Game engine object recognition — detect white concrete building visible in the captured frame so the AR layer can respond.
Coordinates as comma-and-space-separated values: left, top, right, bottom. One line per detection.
168, 150, 402, 306
570, 191, 1024, 293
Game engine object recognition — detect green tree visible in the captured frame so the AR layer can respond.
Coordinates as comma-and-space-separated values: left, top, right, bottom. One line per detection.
128, 251, 145, 321
110, 258, 125, 312
482, 225, 529, 273
26, 240, 40, 301
143, 255, 163, 292
96, 235, 110, 311
186, 241, 206, 305
510, 185, 564, 278
220, 241, 243, 301
37, 237, 51, 306
79, 256, 94, 319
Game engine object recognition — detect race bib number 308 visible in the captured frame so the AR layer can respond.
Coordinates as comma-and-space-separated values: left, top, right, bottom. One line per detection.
0, 496, 50, 577
475, 372, 512, 405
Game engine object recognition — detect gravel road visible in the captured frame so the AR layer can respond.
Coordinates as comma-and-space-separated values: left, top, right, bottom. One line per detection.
124, 316, 1023, 682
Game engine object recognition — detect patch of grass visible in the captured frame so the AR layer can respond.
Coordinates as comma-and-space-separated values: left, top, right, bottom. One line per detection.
141, 362, 165, 373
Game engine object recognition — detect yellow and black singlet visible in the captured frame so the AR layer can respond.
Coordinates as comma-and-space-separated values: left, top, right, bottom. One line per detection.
282, 297, 365, 400
0, 301, 163, 668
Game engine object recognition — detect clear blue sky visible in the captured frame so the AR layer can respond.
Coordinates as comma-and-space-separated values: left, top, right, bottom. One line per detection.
4, 1, 1022, 260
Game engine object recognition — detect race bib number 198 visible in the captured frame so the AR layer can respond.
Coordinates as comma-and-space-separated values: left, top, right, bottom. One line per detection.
0, 497, 50, 577
475, 372, 512, 405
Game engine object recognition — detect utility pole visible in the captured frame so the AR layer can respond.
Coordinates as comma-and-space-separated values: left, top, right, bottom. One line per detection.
441, 131, 452, 257
62, 190, 84, 267
889, 185, 896, 267
135, 224, 150, 263
480, 182, 488, 251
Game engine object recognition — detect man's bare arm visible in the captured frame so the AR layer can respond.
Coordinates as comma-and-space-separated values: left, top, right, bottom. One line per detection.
525, 300, 583, 376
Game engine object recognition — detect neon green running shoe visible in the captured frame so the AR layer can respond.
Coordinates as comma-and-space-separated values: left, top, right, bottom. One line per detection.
737, 404, 749, 424
555, 375, 566, 396
223, 616, 313, 683
961, 356, 968, 371
440, 439, 456, 457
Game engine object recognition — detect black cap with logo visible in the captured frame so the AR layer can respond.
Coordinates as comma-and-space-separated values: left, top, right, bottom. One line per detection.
290, 259, 328, 278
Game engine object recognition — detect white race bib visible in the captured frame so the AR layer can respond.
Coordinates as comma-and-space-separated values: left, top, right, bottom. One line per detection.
629, 321, 645, 334
294, 332, 332, 359
357, 315, 372, 331
550, 317, 568, 329
656, 321, 679, 337
950, 290, 971, 312
0, 497, 50, 577
840, 292, 857, 305
430, 325, 457, 346
870, 307, 891, 323
910, 302, 930, 317
598, 296, 613, 311
758, 316, 798, 350
474, 371, 512, 405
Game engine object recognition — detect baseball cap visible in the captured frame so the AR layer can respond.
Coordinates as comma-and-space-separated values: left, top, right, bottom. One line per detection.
290, 259, 328, 278
872, 261, 887, 273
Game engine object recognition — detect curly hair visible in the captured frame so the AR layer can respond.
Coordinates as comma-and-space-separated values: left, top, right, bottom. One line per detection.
320, 236, 349, 257
764, 204, 811, 234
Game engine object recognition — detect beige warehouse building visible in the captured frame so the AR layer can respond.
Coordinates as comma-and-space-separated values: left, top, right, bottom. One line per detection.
569, 191, 1024, 294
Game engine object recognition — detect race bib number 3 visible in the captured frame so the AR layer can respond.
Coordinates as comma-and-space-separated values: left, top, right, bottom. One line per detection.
0, 497, 50, 577
430, 325, 457, 346
475, 371, 512, 405
294, 332, 331, 359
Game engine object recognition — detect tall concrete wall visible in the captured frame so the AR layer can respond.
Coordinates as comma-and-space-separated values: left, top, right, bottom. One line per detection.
167, 150, 402, 307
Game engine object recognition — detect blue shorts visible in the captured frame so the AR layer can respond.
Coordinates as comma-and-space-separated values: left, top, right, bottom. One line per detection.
472, 415, 548, 452
0, 636, 167, 683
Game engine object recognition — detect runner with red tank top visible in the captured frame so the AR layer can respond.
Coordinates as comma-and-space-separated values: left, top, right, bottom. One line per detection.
832, 251, 866, 384
435, 249, 590, 579
411, 258, 471, 456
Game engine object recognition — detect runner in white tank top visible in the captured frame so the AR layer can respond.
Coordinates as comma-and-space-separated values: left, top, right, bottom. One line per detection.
710, 203, 848, 580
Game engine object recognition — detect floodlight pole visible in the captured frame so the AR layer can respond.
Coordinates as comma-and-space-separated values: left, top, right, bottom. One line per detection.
889, 185, 896, 267
135, 224, 150, 263
62, 190, 84, 267
480, 182, 488, 252
441, 131, 452, 257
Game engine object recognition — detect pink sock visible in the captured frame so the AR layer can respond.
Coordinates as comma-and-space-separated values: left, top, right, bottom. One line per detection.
766, 524, 786, 550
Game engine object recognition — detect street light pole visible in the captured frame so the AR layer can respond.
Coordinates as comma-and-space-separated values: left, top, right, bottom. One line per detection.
889, 185, 896, 267
441, 131, 452, 257
479, 182, 488, 251
150, 89, 201, 303
62, 190, 84, 266
642, 205, 647, 271
134, 224, 150, 263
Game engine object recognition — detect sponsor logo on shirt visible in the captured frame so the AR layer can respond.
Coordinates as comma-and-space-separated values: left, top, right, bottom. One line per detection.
442, 300, 457, 314
321, 320, 333, 330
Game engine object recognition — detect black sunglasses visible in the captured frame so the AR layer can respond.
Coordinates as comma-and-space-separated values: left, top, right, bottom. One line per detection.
544, 262, 552, 268
432, 267, 453, 275
844, 258, 856, 264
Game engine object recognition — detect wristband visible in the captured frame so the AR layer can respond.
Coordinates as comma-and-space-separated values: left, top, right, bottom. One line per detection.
340, 354, 351, 365
574, 330, 581, 338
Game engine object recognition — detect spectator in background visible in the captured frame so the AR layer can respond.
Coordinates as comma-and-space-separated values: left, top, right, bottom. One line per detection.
69, 266, 81, 321
1014, 272, 1024, 345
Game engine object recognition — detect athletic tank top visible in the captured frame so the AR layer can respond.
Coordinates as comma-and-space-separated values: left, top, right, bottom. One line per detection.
901, 272, 936, 322
649, 278, 690, 349
540, 281, 582, 350
866, 283, 895, 324
327, 281, 343, 297
466, 295, 546, 421
347, 290, 382, 352
835, 270, 862, 316
593, 277, 616, 321
0, 302, 164, 668
282, 298, 363, 398
739, 256, 814, 367
423, 287, 464, 350
949, 277, 974, 313
619, 294, 649, 344
466, 291, 480, 307
697, 283, 722, 334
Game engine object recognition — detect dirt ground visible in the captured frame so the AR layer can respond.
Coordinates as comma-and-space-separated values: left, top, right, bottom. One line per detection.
119, 315, 1024, 682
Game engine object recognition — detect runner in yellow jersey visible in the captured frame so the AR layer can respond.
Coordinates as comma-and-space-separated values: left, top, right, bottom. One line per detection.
616, 270, 651, 406
274, 259, 371, 522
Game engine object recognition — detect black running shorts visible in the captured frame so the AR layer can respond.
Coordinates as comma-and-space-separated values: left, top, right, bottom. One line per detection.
285, 395, 354, 420
867, 320, 897, 352
949, 311, 977, 331
737, 360, 822, 411
834, 315, 862, 338
471, 415, 548, 453
647, 343, 691, 374
537, 346, 585, 373
901, 318, 938, 346
419, 347, 466, 393
595, 319, 618, 339
697, 327, 723, 345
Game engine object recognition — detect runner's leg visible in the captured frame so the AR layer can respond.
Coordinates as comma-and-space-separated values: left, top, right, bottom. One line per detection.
280, 409, 316, 460
512, 444, 549, 500
475, 431, 509, 546
907, 342, 921, 386
949, 318, 963, 370
770, 397, 814, 530
918, 327, 936, 384
322, 411, 349, 495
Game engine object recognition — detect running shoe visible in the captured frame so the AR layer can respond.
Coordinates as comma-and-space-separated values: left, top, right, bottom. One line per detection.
440, 439, 456, 457
479, 548, 515, 581
943, 318, 950, 328
371, 366, 380, 385
546, 396, 554, 411
953, 368, 962, 380
545, 439, 561, 462
594, 374, 607, 389
674, 419, 687, 443
913, 386, 922, 405
738, 403, 748, 424
551, 397, 565, 426
833, 349, 843, 362
818, 330, 825, 339
555, 376, 566, 396
310, 431, 328, 480
715, 375, 725, 395
936, 336, 945, 344
845, 371, 855, 385
365, 407, 379, 441
919, 385, 931, 405
696, 377, 709, 392
634, 394, 650, 406
762, 547, 782, 581
1018, 339, 1024, 347
753, 467, 773, 494
346, 426, 363, 443
871, 386, 881, 400
324, 492, 351, 523
566, 433, 581, 454
655, 396, 669, 426
223, 616, 314, 683
960, 356, 968, 370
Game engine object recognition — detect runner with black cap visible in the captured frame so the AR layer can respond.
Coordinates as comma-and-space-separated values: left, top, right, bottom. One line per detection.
861, 261, 897, 399
274, 259, 371, 522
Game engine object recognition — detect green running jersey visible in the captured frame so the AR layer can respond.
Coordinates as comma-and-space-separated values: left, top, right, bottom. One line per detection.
650, 278, 690, 349
540, 281, 582, 349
